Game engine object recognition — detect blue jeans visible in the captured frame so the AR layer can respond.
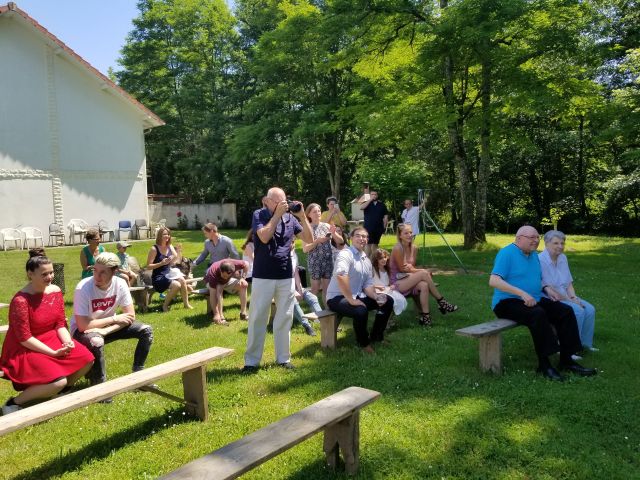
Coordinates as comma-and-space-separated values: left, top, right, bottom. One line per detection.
561, 298, 596, 348
293, 289, 322, 327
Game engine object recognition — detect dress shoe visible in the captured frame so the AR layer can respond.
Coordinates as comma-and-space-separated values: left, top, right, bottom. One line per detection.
241, 365, 259, 374
277, 362, 295, 370
536, 366, 565, 382
558, 361, 597, 377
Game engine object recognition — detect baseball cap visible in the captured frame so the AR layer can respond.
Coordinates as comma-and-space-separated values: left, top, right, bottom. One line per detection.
116, 240, 131, 249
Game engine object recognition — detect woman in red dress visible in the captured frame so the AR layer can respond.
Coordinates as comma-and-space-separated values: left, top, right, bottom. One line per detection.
1, 248, 94, 415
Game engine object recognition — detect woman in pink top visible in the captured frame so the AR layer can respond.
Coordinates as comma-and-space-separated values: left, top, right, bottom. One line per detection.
389, 223, 458, 326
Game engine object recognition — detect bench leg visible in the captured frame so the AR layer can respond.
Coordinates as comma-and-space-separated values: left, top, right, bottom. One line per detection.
319, 313, 338, 349
132, 290, 148, 313
182, 365, 209, 421
479, 334, 503, 374
323, 411, 360, 474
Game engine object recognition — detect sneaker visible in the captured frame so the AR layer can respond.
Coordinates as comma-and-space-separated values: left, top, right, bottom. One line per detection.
277, 362, 295, 370
302, 323, 316, 336
99, 397, 113, 404
241, 365, 259, 374
587, 346, 599, 352
2, 399, 21, 415
571, 354, 583, 361
159, 293, 166, 300
136, 383, 160, 393
239, 312, 248, 321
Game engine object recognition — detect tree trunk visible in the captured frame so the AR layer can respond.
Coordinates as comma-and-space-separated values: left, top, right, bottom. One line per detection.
577, 115, 587, 218
475, 44, 491, 244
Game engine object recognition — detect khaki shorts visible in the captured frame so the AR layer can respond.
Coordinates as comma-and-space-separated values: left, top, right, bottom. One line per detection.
223, 277, 241, 293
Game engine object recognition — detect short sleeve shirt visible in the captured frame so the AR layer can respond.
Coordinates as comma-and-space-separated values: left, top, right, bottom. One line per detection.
491, 243, 542, 309
363, 201, 388, 233
205, 259, 247, 288
194, 235, 240, 266
538, 249, 573, 298
70, 276, 132, 333
252, 208, 302, 280
401, 206, 420, 235
326, 246, 374, 300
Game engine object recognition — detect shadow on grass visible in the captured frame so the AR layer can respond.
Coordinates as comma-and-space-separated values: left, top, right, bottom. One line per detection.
7, 408, 194, 480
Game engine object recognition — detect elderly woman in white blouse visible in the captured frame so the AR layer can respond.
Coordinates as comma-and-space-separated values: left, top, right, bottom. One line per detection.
539, 230, 597, 352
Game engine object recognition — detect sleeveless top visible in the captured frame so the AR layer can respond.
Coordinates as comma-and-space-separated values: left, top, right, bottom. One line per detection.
81, 245, 105, 278
151, 244, 171, 281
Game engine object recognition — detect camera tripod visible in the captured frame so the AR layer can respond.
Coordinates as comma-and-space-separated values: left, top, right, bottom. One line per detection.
417, 189, 468, 273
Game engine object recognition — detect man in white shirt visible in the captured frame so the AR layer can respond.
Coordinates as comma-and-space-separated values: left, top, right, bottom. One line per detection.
400, 199, 423, 239
71, 253, 154, 391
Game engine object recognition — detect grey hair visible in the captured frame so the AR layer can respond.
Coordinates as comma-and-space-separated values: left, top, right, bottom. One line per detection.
543, 230, 566, 244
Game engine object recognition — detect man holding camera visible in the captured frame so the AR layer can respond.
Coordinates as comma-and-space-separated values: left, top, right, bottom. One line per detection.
243, 187, 312, 373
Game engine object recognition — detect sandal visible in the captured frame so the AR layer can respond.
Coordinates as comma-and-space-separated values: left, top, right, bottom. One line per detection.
213, 317, 229, 326
239, 313, 248, 321
437, 297, 458, 314
419, 312, 432, 327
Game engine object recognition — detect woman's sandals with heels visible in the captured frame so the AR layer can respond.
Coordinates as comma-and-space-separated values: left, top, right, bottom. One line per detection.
418, 312, 433, 327
437, 297, 458, 314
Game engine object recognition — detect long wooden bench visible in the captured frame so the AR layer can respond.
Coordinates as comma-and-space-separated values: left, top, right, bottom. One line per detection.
0, 346, 233, 437
315, 310, 340, 349
456, 319, 518, 374
159, 386, 381, 479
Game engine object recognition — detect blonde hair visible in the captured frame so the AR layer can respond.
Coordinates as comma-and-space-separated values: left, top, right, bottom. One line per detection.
94, 252, 120, 269
155, 227, 172, 245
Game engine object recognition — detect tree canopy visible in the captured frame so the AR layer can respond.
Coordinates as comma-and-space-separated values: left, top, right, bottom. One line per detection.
115, 0, 640, 243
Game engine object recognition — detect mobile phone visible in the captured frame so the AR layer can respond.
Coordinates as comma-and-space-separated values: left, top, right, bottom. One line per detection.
325, 232, 332, 238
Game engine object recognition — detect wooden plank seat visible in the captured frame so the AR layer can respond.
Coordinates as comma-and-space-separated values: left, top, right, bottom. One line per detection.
315, 310, 341, 349
0, 325, 7, 335
0, 346, 233, 437
130, 277, 203, 313
159, 386, 381, 479
456, 319, 518, 374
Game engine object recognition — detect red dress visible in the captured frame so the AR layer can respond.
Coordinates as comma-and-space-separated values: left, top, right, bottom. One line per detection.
0, 290, 94, 391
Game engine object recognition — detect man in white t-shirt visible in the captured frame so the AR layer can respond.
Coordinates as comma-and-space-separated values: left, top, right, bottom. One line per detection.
400, 199, 424, 239
71, 253, 154, 392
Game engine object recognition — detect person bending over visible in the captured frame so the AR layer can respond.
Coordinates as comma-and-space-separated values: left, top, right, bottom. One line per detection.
204, 259, 249, 325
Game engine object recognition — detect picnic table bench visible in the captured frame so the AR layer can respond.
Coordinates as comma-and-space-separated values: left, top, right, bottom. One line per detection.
0, 346, 233, 437
456, 319, 519, 373
159, 386, 381, 479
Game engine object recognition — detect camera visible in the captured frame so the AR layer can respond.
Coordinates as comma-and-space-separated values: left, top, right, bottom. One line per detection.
287, 200, 302, 213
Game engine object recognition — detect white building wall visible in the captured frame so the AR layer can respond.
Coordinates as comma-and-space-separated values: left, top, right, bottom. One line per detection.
0, 13, 150, 246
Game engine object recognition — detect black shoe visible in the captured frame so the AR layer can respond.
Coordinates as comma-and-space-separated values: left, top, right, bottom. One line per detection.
558, 361, 597, 377
99, 397, 113, 404
241, 365, 259, 374
536, 366, 565, 382
302, 323, 316, 336
277, 362, 295, 370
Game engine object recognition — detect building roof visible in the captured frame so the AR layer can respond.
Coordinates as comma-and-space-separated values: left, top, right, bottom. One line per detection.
0, 2, 164, 129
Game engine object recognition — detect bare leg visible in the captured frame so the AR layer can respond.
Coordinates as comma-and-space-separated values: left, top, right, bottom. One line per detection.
162, 281, 181, 311
13, 378, 67, 406
311, 278, 321, 297
321, 278, 330, 307
178, 277, 193, 309
238, 284, 248, 316
66, 361, 94, 386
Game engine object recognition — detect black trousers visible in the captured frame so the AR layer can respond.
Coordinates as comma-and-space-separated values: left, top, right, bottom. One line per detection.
327, 295, 393, 347
494, 297, 582, 361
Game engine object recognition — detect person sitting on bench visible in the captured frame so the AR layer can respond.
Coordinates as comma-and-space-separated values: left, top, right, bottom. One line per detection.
1, 249, 94, 415
489, 225, 596, 381
204, 259, 249, 325
71, 253, 154, 397
326, 227, 394, 354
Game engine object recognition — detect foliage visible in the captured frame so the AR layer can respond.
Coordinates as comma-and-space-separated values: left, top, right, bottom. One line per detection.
115, 0, 640, 236
0, 234, 639, 478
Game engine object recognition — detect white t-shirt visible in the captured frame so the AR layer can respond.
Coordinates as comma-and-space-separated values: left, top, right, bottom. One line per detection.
70, 276, 133, 333
401, 206, 420, 235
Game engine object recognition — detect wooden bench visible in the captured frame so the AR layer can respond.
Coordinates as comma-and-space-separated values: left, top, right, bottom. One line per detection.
131, 277, 203, 313
159, 386, 381, 479
0, 346, 233, 437
315, 310, 340, 349
0, 325, 7, 335
456, 319, 518, 374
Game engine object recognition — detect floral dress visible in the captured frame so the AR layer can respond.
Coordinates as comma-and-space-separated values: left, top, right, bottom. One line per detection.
308, 223, 334, 279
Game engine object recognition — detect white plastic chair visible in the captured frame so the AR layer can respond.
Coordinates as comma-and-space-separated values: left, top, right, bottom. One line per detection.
0, 228, 24, 251
134, 219, 151, 239
98, 220, 115, 242
20, 227, 44, 249
68, 219, 89, 245
151, 218, 166, 238
49, 223, 65, 246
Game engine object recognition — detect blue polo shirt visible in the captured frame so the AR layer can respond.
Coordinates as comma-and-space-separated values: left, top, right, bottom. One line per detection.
491, 243, 542, 309
252, 208, 302, 280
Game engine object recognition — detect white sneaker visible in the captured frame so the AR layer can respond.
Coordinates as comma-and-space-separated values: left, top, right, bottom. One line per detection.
571, 354, 583, 361
2, 400, 21, 416
587, 347, 599, 352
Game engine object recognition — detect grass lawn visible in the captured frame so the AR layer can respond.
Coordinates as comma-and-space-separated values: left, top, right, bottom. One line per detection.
0, 231, 638, 479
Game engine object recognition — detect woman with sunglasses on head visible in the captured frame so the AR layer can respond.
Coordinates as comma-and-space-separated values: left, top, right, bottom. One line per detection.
389, 223, 458, 326
80, 228, 105, 279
